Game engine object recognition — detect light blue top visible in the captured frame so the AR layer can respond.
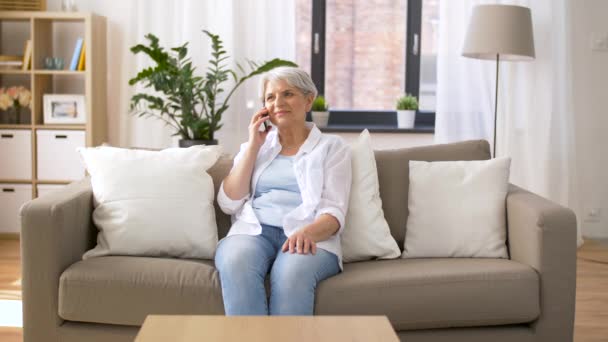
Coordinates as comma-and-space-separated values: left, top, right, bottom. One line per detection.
252, 154, 302, 228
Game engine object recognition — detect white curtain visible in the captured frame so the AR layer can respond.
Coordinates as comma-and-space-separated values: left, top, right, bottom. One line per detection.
47, 0, 295, 154
435, 0, 583, 246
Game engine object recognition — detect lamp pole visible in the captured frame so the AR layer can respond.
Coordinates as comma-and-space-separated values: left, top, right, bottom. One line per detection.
493, 54, 499, 158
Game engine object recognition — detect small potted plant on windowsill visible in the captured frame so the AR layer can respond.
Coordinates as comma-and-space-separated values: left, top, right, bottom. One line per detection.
396, 93, 418, 129
311, 95, 329, 128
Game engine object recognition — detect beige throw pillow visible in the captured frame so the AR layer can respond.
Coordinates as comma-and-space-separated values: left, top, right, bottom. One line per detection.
341, 130, 401, 262
402, 157, 511, 258
78, 145, 222, 259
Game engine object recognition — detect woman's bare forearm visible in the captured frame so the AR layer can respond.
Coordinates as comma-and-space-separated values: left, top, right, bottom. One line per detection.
223, 146, 259, 200
301, 214, 340, 242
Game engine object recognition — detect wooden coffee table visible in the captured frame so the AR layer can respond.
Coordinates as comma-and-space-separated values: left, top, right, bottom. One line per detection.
135, 315, 399, 342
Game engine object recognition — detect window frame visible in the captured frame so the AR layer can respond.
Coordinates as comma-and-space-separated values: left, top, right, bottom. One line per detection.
309, 0, 435, 132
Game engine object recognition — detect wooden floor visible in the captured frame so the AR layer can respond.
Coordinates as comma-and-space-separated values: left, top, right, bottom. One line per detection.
575, 239, 608, 341
0, 239, 23, 342
1, 239, 607, 342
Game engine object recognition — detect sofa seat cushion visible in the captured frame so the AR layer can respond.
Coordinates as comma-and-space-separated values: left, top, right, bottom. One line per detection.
315, 258, 539, 330
59, 256, 224, 326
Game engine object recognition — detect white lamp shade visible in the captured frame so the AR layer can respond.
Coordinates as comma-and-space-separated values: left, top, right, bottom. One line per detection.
462, 4, 535, 61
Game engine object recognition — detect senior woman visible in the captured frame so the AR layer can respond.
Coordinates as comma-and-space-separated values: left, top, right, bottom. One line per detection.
215, 67, 352, 316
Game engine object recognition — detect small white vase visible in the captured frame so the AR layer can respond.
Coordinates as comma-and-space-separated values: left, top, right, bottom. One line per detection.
311, 111, 330, 127
61, 0, 77, 11
396, 110, 416, 129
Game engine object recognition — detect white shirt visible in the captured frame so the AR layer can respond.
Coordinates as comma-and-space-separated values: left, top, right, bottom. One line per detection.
217, 122, 352, 269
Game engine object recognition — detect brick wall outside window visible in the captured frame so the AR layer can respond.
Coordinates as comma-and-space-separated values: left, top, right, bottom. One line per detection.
296, 0, 438, 112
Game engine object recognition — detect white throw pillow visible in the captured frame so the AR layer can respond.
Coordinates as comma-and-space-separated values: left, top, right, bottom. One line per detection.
78, 145, 222, 259
402, 157, 511, 259
341, 130, 401, 262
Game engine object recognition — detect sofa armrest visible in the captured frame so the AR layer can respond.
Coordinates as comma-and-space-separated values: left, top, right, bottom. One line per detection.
20, 178, 95, 342
506, 184, 577, 342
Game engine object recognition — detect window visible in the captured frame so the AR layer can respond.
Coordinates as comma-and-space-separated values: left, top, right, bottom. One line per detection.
295, 0, 439, 129
419, 0, 439, 112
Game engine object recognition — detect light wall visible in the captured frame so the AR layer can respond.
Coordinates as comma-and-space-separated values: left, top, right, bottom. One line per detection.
572, 0, 608, 239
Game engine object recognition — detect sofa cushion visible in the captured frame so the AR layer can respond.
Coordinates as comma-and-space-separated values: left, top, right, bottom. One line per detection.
60, 257, 538, 330
315, 258, 539, 330
342, 129, 401, 262
374, 140, 491, 249
78, 145, 222, 259
403, 157, 511, 259
59, 256, 224, 326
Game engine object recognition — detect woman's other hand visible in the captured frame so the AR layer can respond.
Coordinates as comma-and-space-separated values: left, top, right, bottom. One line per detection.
248, 107, 271, 151
282, 230, 317, 255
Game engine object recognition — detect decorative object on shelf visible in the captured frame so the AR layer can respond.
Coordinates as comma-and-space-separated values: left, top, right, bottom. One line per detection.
0, 55, 23, 70
43, 57, 65, 70
0, 86, 32, 124
462, 4, 535, 158
43, 57, 53, 69
61, 0, 76, 11
395, 93, 418, 129
0, 0, 45, 11
311, 95, 330, 128
43, 94, 86, 124
129, 30, 296, 147
22, 40, 33, 70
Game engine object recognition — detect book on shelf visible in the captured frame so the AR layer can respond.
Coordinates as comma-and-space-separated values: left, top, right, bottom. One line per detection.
77, 42, 86, 71
0, 61, 23, 70
22, 40, 32, 70
69, 38, 84, 71
0, 61, 23, 66
0, 54, 23, 69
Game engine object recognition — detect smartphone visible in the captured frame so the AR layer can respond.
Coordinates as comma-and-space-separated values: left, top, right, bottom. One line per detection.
262, 110, 270, 130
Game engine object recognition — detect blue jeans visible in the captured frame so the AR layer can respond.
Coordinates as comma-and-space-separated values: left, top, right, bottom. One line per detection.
214, 224, 340, 315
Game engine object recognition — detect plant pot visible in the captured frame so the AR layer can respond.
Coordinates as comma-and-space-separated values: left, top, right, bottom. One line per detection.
178, 139, 218, 147
396, 110, 416, 129
311, 111, 330, 127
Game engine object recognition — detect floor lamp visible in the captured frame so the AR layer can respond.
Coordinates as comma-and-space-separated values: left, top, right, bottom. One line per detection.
461, 4, 535, 158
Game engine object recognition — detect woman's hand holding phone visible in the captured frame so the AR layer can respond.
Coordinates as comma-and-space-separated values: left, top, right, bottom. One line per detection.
248, 107, 271, 151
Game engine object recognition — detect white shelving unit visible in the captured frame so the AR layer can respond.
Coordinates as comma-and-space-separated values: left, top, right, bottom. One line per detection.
0, 11, 107, 234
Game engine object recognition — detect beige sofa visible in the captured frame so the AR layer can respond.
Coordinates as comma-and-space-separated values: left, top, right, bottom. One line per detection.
20, 140, 577, 342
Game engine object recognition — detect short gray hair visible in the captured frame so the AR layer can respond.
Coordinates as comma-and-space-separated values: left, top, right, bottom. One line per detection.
259, 67, 318, 103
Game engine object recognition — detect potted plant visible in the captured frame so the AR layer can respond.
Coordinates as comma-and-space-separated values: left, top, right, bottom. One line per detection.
0, 86, 31, 124
311, 95, 330, 128
395, 93, 418, 129
129, 30, 296, 147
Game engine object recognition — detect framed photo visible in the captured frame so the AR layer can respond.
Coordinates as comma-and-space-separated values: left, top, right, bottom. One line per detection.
43, 94, 86, 124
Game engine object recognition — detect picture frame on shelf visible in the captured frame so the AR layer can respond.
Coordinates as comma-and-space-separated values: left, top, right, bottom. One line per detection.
43, 94, 86, 124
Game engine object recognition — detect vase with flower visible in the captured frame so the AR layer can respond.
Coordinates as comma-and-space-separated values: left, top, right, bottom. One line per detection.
0, 86, 32, 124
